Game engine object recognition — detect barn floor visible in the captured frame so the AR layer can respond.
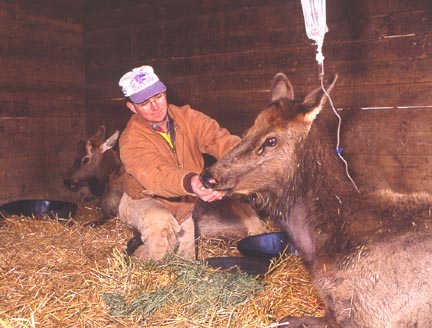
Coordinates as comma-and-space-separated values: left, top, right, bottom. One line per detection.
0, 202, 324, 328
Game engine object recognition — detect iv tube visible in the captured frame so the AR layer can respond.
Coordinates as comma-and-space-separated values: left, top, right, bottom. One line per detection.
301, 0, 360, 193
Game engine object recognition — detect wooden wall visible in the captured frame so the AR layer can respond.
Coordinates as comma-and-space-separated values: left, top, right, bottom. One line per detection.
1, 0, 430, 206
0, 0, 85, 205
85, 0, 432, 194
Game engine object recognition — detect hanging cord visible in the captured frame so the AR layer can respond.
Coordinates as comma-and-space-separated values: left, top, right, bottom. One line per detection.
318, 65, 361, 193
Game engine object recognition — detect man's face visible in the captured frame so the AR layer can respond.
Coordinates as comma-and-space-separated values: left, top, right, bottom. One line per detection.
127, 92, 168, 124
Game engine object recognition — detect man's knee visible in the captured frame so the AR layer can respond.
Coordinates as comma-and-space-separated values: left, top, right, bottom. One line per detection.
120, 195, 196, 260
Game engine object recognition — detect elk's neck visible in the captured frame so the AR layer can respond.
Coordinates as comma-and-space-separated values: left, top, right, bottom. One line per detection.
99, 150, 123, 192
275, 126, 357, 266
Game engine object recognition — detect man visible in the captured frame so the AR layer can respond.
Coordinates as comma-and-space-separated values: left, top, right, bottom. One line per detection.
118, 65, 241, 261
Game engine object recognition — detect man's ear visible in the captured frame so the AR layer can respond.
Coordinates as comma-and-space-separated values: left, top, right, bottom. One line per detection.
126, 102, 137, 114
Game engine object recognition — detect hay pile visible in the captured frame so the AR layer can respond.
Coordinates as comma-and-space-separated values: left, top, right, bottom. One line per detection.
0, 203, 324, 327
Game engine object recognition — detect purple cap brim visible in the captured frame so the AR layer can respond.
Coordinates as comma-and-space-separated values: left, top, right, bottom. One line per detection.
129, 81, 167, 103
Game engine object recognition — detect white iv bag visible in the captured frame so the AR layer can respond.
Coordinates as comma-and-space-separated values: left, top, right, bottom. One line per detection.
300, 0, 328, 65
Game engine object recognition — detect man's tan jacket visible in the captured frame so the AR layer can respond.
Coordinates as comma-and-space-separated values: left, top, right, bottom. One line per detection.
119, 104, 240, 223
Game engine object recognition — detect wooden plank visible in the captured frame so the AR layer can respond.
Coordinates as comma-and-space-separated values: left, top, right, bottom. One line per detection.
0, 122, 86, 205
345, 154, 432, 193
160, 4, 304, 41
85, 0, 430, 36
85, 107, 130, 138
328, 0, 431, 18
0, 2, 83, 27
327, 9, 430, 41
338, 106, 432, 194
27, 1, 82, 22
342, 108, 432, 134
0, 170, 82, 205
89, 81, 432, 115
86, 30, 432, 89
85, 94, 267, 137
85, 29, 132, 65
343, 130, 432, 156
84, 2, 430, 60
0, 5, 83, 46
0, 119, 86, 164
0, 162, 82, 203
85, 0, 300, 28
342, 109, 432, 154
76, 76, 432, 114
0, 81, 83, 94
0, 36, 83, 63
84, 2, 165, 30
0, 116, 84, 135
84, 0, 143, 14
1, 57, 83, 83
0, 0, 85, 205
0, 98, 84, 120
0, 92, 84, 119
85, 77, 432, 123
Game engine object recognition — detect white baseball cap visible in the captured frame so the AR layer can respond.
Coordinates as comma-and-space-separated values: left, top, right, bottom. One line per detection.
118, 65, 167, 103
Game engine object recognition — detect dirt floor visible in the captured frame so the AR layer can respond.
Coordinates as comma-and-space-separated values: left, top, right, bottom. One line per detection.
0, 202, 324, 328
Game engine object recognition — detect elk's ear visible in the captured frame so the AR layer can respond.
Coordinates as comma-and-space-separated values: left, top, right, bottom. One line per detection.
301, 74, 338, 123
99, 130, 120, 153
85, 141, 93, 155
270, 73, 295, 102
92, 125, 107, 145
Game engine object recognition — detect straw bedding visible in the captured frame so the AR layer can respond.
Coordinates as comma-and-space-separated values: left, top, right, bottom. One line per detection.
0, 202, 324, 327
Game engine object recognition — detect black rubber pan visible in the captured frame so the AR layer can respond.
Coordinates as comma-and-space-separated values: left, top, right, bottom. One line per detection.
237, 232, 297, 259
0, 199, 77, 220
204, 232, 298, 276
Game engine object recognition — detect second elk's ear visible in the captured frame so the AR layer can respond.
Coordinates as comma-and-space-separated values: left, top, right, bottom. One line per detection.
99, 130, 120, 153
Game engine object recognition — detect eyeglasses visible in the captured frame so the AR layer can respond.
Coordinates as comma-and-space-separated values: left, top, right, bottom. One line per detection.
135, 93, 166, 110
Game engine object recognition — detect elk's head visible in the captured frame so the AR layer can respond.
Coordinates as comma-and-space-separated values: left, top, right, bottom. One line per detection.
200, 73, 337, 196
64, 126, 120, 192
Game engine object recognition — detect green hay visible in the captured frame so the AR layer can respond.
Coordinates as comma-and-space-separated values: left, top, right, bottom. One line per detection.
102, 255, 264, 318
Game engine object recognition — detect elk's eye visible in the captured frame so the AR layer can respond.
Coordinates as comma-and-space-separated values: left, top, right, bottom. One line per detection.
82, 157, 90, 165
257, 137, 278, 155
264, 137, 277, 147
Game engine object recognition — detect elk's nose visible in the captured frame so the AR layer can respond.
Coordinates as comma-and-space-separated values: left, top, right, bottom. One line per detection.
200, 171, 217, 189
64, 179, 78, 191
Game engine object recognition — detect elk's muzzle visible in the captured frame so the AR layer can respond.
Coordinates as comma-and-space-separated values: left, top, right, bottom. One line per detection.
200, 170, 217, 189
64, 178, 80, 191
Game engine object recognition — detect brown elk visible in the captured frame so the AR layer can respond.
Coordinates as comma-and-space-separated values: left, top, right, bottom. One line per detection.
64, 125, 124, 224
64, 126, 265, 240
201, 73, 432, 327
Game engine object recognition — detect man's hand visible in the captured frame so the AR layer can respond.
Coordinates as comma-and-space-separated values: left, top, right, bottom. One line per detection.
191, 174, 225, 202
